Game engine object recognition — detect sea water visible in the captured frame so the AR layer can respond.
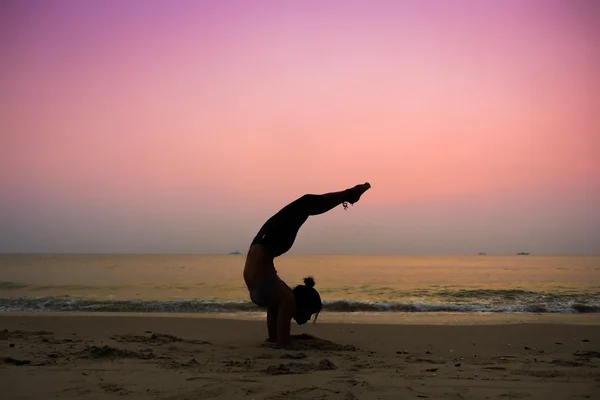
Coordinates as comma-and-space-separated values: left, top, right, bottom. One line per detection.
1, 254, 599, 314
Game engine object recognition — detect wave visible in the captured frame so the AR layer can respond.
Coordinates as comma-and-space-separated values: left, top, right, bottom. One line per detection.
322, 300, 600, 313
1, 296, 598, 314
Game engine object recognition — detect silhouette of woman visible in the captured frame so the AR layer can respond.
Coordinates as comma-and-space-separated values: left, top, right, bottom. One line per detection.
243, 183, 371, 346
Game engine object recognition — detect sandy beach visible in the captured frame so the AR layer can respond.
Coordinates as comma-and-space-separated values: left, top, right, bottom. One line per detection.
1, 313, 599, 399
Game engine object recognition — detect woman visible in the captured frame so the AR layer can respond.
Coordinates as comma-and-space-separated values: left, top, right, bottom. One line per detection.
243, 182, 371, 346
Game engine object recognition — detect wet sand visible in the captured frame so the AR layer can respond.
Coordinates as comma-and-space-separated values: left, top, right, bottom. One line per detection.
1, 313, 599, 399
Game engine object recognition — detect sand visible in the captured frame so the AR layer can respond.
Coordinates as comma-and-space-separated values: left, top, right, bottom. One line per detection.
1, 313, 599, 399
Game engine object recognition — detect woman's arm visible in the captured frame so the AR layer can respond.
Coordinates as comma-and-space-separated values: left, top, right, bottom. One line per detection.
269, 279, 295, 346
276, 297, 294, 346
267, 307, 278, 342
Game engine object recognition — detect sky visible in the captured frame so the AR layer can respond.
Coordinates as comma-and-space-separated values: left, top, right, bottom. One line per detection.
1, 0, 599, 255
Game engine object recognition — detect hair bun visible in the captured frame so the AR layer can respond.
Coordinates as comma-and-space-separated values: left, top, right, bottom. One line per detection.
303, 277, 315, 288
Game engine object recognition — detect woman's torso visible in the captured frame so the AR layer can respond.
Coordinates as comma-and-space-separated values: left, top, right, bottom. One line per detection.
243, 244, 277, 288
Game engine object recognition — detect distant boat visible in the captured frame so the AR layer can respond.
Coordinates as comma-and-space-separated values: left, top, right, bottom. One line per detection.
229, 250, 241, 255
517, 252, 530, 256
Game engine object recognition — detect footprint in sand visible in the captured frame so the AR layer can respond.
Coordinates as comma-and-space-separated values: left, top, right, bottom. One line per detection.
1, 329, 53, 340
260, 334, 359, 352
79, 345, 155, 360
263, 359, 337, 375
3, 357, 44, 366
100, 383, 130, 395
111, 332, 210, 345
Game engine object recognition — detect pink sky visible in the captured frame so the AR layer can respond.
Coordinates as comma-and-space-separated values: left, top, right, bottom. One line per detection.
1, 0, 599, 254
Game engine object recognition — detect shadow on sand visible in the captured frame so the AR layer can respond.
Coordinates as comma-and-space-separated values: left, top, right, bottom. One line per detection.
261, 334, 359, 352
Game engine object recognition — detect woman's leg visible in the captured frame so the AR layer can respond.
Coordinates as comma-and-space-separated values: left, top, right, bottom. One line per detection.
271, 182, 371, 221
297, 182, 372, 215
251, 183, 371, 257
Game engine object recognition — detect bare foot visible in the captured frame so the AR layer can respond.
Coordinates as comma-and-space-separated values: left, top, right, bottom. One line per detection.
346, 182, 371, 205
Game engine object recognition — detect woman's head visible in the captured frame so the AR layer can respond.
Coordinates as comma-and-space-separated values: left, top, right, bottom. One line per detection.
292, 277, 322, 325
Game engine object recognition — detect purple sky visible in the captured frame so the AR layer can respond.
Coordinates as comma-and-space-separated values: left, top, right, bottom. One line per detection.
1, 0, 599, 254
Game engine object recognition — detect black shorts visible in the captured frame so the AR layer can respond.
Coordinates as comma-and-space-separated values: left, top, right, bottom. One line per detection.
248, 274, 281, 308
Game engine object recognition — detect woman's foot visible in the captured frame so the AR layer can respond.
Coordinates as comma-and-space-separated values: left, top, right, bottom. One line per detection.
345, 182, 371, 205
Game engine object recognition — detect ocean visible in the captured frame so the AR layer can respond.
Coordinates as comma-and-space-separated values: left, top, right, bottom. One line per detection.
1, 254, 599, 314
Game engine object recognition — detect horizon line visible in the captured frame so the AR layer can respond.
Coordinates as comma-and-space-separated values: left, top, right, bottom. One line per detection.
1, 252, 598, 257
